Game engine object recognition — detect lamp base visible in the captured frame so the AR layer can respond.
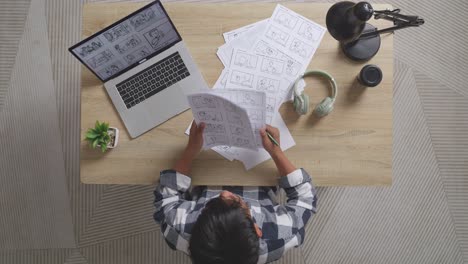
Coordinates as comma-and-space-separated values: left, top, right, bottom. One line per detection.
341, 23, 381, 61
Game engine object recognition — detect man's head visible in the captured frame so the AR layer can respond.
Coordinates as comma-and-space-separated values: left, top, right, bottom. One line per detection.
189, 191, 262, 264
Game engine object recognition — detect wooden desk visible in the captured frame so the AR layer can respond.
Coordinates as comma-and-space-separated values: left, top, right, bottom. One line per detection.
80, 3, 393, 186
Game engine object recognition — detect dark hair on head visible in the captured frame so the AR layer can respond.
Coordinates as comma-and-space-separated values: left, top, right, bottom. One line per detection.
189, 197, 259, 264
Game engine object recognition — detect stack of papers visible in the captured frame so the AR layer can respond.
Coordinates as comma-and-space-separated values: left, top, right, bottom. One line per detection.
189, 4, 326, 170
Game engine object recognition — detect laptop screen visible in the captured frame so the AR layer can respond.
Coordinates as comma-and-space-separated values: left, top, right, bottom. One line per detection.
69, 1, 181, 82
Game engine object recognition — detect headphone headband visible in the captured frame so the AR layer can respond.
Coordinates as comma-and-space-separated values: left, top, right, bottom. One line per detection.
293, 70, 338, 100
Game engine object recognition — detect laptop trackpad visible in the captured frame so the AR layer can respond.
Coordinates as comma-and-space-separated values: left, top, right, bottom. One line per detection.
148, 83, 188, 124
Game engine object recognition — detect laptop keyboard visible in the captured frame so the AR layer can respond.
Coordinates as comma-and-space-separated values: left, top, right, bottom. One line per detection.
116, 52, 190, 109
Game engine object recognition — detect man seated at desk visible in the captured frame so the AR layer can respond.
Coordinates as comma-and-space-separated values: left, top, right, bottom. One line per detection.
154, 122, 317, 264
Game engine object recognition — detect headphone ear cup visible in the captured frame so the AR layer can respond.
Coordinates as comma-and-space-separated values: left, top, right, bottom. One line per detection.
293, 94, 301, 114
313, 97, 334, 117
301, 93, 310, 115
294, 93, 309, 115
296, 93, 309, 115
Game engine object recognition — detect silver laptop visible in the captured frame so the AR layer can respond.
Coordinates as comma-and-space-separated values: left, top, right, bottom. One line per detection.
69, 1, 207, 138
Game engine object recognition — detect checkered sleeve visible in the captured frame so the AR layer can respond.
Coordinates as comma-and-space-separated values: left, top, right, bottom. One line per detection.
153, 169, 196, 255
260, 168, 317, 263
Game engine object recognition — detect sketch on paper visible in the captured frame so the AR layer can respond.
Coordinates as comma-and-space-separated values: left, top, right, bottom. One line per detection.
197, 111, 223, 122
230, 126, 248, 136
227, 113, 244, 126
256, 77, 280, 93
266, 98, 276, 113
233, 137, 251, 147
77, 37, 103, 58
206, 135, 229, 146
223, 100, 238, 112
114, 35, 142, 54
265, 26, 290, 46
298, 21, 324, 42
124, 47, 150, 64
143, 22, 179, 51
289, 38, 314, 58
103, 23, 131, 43
98, 61, 124, 79
260, 57, 285, 75
266, 114, 273, 125
233, 51, 258, 69
216, 145, 234, 152
129, 8, 158, 31
205, 124, 226, 134
238, 92, 263, 107
251, 123, 263, 145
247, 109, 263, 121
192, 95, 217, 108
279, 52, 302, 77
254, 41, 278, 57
273, 9, 298, 29
86, 50, 114, 69
231, 70, 254, 88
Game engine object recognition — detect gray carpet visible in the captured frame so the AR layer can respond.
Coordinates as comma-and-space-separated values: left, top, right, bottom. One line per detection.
1, 0, 467, 263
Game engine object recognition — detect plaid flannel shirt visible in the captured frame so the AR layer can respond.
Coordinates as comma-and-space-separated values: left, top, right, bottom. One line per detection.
153, 168, 317, 264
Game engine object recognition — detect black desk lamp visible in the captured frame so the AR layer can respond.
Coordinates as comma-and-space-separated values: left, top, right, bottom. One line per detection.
326, 1, 424, 61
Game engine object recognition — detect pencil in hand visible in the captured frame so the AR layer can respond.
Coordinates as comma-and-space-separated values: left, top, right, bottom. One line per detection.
266, 131, 280, 147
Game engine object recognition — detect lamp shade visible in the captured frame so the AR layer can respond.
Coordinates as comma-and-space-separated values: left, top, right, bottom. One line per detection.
326, 1, 374, 43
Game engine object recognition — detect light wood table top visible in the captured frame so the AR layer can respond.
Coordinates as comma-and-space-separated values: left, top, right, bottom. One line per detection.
80, 2, 393, 186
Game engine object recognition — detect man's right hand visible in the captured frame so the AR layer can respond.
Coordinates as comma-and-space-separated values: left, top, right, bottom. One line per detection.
260, 125, 282, 156
260, 125, 296, 175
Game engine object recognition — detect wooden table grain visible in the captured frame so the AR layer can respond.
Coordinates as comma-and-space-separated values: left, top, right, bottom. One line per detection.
80, 3, 393, 186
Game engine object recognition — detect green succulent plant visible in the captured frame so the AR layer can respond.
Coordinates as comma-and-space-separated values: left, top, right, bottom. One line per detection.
85, 121, 112, 152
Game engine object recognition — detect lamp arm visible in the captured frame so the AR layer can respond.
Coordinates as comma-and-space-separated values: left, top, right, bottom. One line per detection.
358, 9, 424, 39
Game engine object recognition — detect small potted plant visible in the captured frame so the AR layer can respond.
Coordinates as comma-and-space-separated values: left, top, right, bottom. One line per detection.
85, 121, 119, 152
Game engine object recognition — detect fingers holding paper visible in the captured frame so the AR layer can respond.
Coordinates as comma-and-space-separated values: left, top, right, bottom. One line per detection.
187, 121, 206, 155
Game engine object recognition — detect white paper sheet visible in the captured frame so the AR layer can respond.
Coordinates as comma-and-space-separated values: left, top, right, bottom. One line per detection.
187, 90, 266, 150
223, 20, 268, 43
217, 20, 269, 66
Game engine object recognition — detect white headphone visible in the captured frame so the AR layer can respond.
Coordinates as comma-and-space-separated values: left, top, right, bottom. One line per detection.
292, 70, 338, 117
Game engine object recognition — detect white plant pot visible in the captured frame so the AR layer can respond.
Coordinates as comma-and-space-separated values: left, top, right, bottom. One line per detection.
107, 127, 119, 149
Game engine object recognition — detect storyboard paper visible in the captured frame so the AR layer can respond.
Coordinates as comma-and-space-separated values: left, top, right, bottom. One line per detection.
187, 90, 266, 150
223, 19, 268, 43
217, 20, 269, 67
252, 5, 326, 92
213, 89, 266, 147
222, 49, 290, 125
